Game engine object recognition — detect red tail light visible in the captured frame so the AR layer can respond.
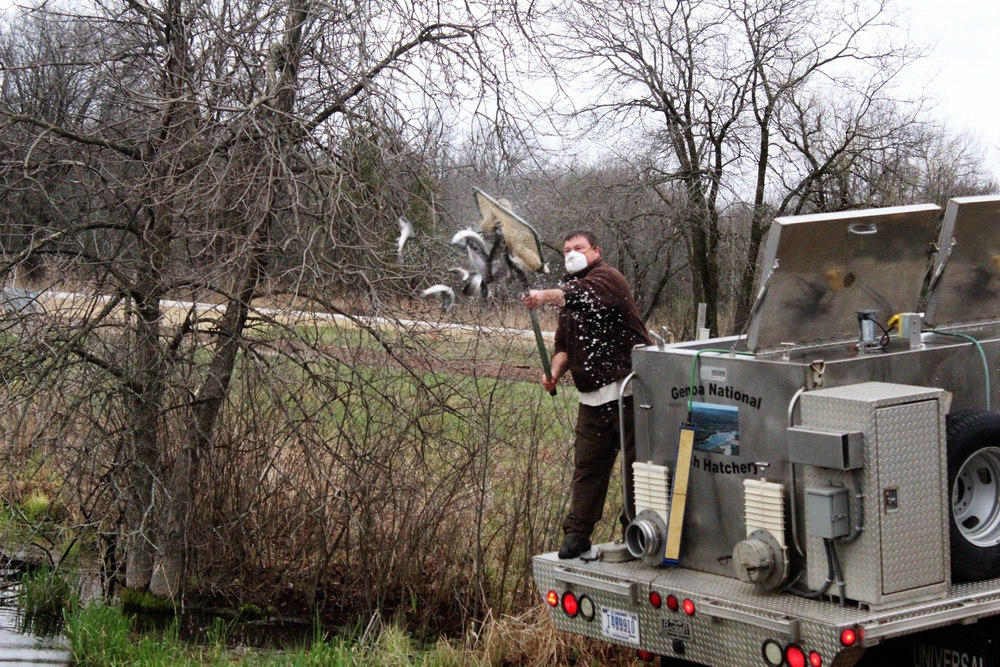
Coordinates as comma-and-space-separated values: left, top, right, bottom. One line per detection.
809, 650, 823, 667
840, 628, 857, 646
666, 594, 679, 611
636, 649, 656, 662
682, 598, 696, 615
785, 644, 806, 667
561, 591, 579, 617
649, 591, 663, 608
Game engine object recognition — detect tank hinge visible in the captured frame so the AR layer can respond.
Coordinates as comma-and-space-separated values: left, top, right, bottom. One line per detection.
810, 360, 826, 388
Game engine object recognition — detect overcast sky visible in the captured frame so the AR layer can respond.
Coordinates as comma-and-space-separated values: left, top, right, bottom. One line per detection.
902, 0, 1000, 181
1, 0, 996, 184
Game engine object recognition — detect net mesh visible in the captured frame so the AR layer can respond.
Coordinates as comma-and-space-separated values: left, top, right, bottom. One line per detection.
474, 189, 548, 273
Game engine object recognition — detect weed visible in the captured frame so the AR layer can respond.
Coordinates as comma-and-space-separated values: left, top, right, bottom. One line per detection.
22, 491, 51, 523
18, 566, 77, 621
64, 603, 133, 666
63, 601, 639, 666
235, 602, 266, 620
2, 308, 592, 649
122, 587, 178, 614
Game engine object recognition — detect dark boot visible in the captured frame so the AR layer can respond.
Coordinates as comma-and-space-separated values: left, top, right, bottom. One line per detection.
558, 533, 592, 559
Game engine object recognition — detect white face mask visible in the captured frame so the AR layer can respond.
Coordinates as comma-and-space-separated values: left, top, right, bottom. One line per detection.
564, 250, 589, 274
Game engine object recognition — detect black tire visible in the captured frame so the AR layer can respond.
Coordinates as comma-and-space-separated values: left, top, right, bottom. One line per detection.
946, 410, 1000, 581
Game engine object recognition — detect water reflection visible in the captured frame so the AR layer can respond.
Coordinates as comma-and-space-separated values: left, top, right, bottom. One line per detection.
0, 565, 314, 665
0, 574, 69, 667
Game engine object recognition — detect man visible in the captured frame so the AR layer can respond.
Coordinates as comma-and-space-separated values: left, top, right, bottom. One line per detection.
522, 230, 652, 559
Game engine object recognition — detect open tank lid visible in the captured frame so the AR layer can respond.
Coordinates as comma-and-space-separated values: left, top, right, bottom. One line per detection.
924, 195, 1000, 329
746, 204, 941, 353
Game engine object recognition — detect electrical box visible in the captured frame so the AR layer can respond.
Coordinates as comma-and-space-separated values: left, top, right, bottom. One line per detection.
799, 382, 949, 609
806, 486, 850, 539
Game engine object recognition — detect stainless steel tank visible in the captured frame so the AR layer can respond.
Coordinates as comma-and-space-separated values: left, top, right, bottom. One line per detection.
630, 196, 1000, 581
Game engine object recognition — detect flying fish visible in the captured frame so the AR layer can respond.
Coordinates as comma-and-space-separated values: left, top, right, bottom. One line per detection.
397, 216, 414, 260
418, 284, 455, 313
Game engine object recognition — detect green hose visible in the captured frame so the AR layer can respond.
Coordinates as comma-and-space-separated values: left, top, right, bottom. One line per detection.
927, 330, 991, 411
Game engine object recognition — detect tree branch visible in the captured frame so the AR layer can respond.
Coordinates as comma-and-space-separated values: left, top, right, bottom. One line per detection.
307, 23, 472, 131
3, 114, 143, 160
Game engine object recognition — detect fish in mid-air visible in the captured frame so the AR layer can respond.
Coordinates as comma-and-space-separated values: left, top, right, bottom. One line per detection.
397, 216, 414, 260
418, 284, 455, 313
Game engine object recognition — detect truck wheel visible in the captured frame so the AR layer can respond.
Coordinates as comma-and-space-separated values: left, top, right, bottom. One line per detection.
947, 410, 1000, 581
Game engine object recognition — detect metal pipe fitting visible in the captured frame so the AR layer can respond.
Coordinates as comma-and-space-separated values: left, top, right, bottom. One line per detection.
625, 519, 662, 560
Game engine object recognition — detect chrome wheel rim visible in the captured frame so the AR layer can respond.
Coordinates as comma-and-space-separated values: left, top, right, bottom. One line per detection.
952, 446, 1000, 547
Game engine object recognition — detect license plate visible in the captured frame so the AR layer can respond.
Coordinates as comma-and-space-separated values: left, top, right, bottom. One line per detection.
601, 607, 640, 644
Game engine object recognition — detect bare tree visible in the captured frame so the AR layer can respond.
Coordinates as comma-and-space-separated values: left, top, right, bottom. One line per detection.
0, 0, 492, 604
543, 0, 929, 334
729, 0, 928, 328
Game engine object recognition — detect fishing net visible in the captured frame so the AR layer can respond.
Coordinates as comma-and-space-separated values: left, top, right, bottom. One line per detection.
473, 188, 549, 274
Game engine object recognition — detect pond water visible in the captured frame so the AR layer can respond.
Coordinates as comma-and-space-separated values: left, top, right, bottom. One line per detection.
0, 566, 317, 666
0, 577, 69, 667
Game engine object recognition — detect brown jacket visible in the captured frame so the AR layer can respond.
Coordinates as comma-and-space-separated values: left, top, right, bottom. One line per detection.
554, 260, 651, 393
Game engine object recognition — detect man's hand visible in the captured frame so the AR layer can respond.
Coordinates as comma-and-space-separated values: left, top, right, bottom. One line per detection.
543, 351, 568, 393
521, 290, 543, 310
521, 288, 565, 310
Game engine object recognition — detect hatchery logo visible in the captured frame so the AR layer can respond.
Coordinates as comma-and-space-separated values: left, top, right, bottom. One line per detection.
670, 383, 763, 410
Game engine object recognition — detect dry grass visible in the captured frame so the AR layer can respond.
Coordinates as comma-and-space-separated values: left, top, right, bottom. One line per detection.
0, 287, 645, 660
476, 605, 639, 666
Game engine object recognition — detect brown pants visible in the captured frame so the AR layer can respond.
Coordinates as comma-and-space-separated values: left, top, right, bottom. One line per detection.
562, 397, 636, 539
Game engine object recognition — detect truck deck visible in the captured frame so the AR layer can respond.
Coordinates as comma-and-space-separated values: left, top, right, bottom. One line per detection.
535, 550, 1000, 666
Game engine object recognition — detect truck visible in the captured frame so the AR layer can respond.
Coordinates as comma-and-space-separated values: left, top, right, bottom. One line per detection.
532, 195, 1000, 667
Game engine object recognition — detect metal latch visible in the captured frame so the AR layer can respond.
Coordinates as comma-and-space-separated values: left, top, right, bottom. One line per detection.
809, 360, 826, 388
883, 487, 899, 513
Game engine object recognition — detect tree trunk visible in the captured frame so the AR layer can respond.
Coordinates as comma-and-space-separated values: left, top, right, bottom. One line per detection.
124, 210, 171, 592
734, 109, 773, 332
686, 182, 720, 336
148, 217, 272, 600
147, 0, 299, 601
